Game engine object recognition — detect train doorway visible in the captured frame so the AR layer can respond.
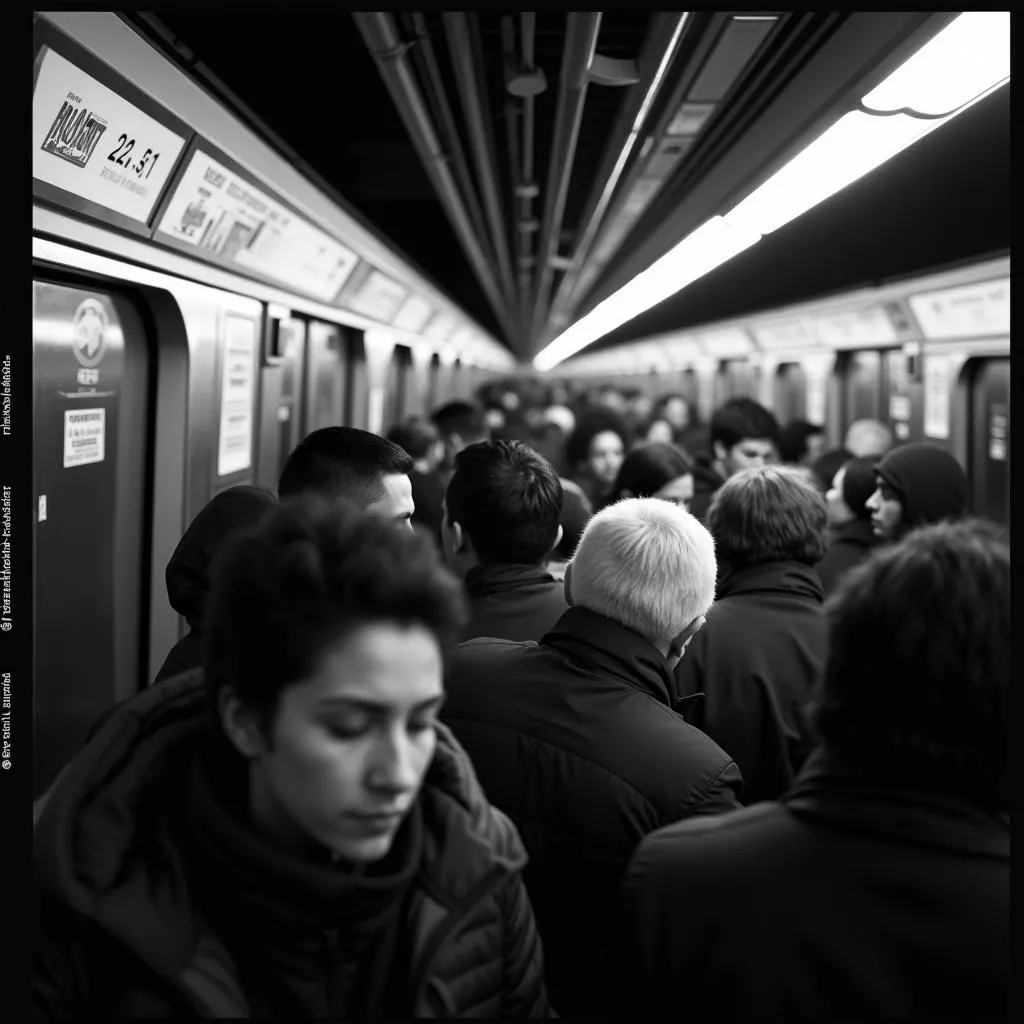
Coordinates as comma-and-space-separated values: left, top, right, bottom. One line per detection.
968, 357, 1010, 526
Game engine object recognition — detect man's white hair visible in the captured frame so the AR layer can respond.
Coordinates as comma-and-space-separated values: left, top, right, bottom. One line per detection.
845, 419, 894, 459
569, 498, 717, 647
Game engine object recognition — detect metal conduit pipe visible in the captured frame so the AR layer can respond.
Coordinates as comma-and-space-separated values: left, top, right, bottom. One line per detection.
546, 12, 693, 329
530, 12, 602, 341
409, 12, 494, 267
442, 12, 517, 309
352, 11, 519, 348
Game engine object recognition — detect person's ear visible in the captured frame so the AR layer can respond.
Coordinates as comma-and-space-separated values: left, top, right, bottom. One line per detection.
668, 615, 706, 661
550, 523, 564, 556
563, 561, 574, 606
712, 441, 727, 463
219, 688, 266, 759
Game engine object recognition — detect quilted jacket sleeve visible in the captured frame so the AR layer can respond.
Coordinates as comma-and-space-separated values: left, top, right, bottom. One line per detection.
498, 873, 555, 1017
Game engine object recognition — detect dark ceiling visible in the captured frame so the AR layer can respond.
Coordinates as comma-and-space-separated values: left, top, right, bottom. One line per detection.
131, 12, 1009, 363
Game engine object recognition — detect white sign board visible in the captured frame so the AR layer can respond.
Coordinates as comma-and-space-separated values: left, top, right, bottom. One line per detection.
889, 395, 912, 422
908, 278, 1010, 340
753, 319, 817, 350
923, 353, 951, 439
63, 408, 105, 468
33, 47, 186, 224
158, 151, 359, 302
814, 306, 897, 348
393, 294, 434, 333
699, 326, 751, 357
347, 270, 408, 322
217, 316, 257, 477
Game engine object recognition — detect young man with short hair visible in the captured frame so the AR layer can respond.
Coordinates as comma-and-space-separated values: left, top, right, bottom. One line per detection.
620, 518, 1009, 1021
443, 440, 568, 643
689, 397, 780, 519
443, 499, 742, 1017
35, 498, 550, 1018
278, 426, 416, 529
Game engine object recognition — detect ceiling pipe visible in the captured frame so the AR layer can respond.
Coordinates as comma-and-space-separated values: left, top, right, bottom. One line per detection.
530, 12, 603, 342
352, 12, 520, 350
545, 12, 693, 334
442, 12, 517, 310
407, 13, 494, 266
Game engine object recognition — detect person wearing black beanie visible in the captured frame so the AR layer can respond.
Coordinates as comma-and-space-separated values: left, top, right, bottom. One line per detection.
866, 443, 968, 542
817, 456, 880, 597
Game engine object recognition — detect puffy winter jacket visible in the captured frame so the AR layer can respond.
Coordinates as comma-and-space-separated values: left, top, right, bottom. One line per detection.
443, 606, 743, 1017
33, 672, 552, 1019
674, 560, 828, 804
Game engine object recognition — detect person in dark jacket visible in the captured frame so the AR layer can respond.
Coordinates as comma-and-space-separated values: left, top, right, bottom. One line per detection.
610, 441, 694, 509
675, 465, 829, 803
808, 445, 854, 495
443, 439, 568, 643
689, 397, 780, 520
156, 485, 277, 683
564, 407, 631, 513
387, 416, 447, 545
278, 425, 416, 529
777, 418, 826, 468
816, 455, 879, 596
866, 441, 968, 542
443, 498, 743, 1017
34, 497, 551, 1019
619, 518, 1009, 1022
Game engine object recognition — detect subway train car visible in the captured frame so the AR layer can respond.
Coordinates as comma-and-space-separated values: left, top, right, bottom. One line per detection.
31, 11, 514, 794
554, 253, 1010, 527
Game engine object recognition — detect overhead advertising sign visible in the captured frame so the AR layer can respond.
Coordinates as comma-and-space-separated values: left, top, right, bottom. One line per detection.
699, 326, 751, 357
814, 306, 897, 348
908, 278, 1010, 340
393, 294, 434, 333
157, 150, 359, 303
346, 269, 408, 322
753, 319, 817, 350
33, 46, 186, 224
424, 314, 455, 343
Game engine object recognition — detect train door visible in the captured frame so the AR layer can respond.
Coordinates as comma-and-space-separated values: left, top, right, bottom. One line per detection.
841, 350, 883, 425
427, 354, 442, 412
256, 315, 307, 486
968, 357, 1009, 526
681, 368, 699, 409
303, 320, 348, 434
390, 345, 412, 424
774, 363, 807, 424
33, 280, 151, 795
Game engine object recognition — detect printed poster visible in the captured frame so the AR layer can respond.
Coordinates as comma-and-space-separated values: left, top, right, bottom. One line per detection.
63, 408, 105, 468
347, 270, 409, 322
217, 316, 257, 477
33, 47, 186, 224
923, 353, 951, 439
158, 150, 359, 302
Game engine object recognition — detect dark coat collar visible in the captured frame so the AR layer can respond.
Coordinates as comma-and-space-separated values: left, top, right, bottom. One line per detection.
829, 518, 877, 548
540, 606, 677, 707
785, 747, 1009, 859
464, 562, 558, 598
717, 560, 824, 603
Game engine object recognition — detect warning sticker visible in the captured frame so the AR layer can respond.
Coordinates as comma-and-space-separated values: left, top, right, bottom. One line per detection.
63, 408, 105, 467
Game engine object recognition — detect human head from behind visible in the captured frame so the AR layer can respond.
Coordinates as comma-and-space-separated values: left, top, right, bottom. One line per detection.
844, 418, 894, 459
707, 465, 828, 572
810, 446, 854, 496
443, 440, 564, 576
565, 498, 717, 667
386, 417, 444, 475
865, 443, 967, 542
566, 408, 630, 490
204, 496, 468, 863
278, 426, 416, 530
825, 456, 876, 527
612, 442, 694, 511
778, 419, 826, 467
709, 397, 780, 479
432, 400, 490, 462
809, 518, 1009, 809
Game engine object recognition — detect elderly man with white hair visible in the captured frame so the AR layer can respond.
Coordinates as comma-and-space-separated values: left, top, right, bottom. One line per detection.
442, 499, 742, 1019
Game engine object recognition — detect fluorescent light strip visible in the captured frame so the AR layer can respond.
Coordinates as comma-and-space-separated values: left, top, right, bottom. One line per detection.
534, 11, 1009, 370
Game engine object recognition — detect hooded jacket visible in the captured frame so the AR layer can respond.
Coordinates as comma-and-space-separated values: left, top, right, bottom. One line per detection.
674, 560, 828, 804
461, 563, 569, 643
875, 443, 968, 533
157, 486, 277, 682
33, 673, 550, 1019
442, 606, 742, 1017
617, 747, 1010, 1021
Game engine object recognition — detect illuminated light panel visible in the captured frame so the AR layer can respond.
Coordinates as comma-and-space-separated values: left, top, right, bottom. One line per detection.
862, 12, 1010, 116
534, 215, 760, 370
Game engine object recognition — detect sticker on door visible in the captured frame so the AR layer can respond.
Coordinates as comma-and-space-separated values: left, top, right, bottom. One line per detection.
63, 408, 105, 467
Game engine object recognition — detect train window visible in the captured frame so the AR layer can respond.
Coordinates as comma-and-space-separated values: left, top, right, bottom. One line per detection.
304, 321, 348, 434
968, 357, 1009, 526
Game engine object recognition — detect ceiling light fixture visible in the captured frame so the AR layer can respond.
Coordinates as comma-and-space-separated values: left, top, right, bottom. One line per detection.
533, 11, 1009, 370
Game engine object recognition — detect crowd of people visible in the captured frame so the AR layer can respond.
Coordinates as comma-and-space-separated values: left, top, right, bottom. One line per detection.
32, 377, 1009, 1020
